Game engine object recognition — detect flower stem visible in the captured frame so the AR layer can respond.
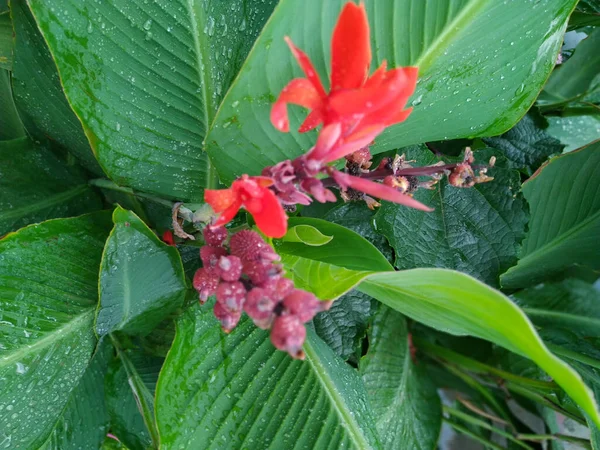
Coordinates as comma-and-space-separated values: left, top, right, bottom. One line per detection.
89, 178, 175, 209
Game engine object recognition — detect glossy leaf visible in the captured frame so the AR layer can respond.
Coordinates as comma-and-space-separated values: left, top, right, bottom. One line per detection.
501, 142, 600, 288
357, 268, 600, 427
96, 207, 187, 336
11, 0, 102, 174
546, 114, 600, 153
374, 146, 528, 286
0, 11, 11, 70
0, 70, 26, 140
40, 339, 112, 450
155, 303, 381, 449
282, 224, 333, 246
0, 137, 102, 236
26, 0, 278, 201
483, 113, 564, 173
0, 212, 112, 449
361, 307, 442, 450
539, 29, 600, 107
207, 0, 577, 182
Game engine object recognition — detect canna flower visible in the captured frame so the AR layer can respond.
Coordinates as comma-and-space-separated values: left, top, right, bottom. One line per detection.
271, 1, 418, 164
204, 175, 288, 238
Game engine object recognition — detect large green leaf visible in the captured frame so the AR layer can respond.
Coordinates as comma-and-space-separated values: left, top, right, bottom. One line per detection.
360, 307, 442, 449
0, 11, 12, 70
155, 303, 381, 449
40, 339, 112, 450
501, 141, 600, 288
357, 268, 600, 427
0, 69, 26, 140
11, 0, 102, 174
206, 0, 577, 182
26, 0, 278, 201
0, 137, 102, 236
546, 114, 600, 153
374, 146, 528, 287
0, 212, 112, 449
96, 206, 187, 336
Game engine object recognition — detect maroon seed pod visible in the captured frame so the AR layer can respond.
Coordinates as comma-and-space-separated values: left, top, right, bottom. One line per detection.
193, 267, 219, 304
213, 301, 241, 333
270, 315, 306, 359
263, 277, 295, 300
229, 230, 279, 262
244, 287, 277, 329
282, 289, 325, 323
242, 260, 276, 286
216, 281, 247, 313
200, 246, 228, 269
218, 255, 243, 282
203, 226, 228, 247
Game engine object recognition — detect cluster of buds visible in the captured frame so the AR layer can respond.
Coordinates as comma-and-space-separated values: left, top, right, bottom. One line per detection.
193, 226, 331, 358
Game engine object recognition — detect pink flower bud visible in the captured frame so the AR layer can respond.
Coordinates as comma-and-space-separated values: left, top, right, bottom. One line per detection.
203, 226, 228, 247
218, 255, 243, 282
270, 315, 306, 359
213, 301, 242, 333
193, 268, 219, 304
282, 289, 328, 323
200, 246, 228, 269
269, 277, 295, 299
243, 260, 282, 286
245, 287, 277, 329
229, 230, 279, 262
216, 281, 247, 313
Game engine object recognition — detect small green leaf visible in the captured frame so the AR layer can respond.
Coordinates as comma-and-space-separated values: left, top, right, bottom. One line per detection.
96, 207, 187, 336
155, 303, 381, 449
501, 141, 600, 288
361, 307, 442, 449
357, 268, 600, 427
0, 138, 102, 236
282, 224, 333, 246
546, 114, 600, 153
0, 212, 112, 449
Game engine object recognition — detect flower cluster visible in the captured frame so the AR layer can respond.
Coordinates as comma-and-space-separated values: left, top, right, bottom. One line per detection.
193, 226, 331, 358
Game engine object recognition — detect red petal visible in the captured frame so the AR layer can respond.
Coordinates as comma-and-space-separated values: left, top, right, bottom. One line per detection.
329, 67, 418, 119
332, 171, 433, 211
307, 122, 342, 161
322, 124, 384, 163
271, 78, 323, 132
162, 230, 175, 246
244, 187, 288, 238
298, 109, 324, 132
363, 61, 387, 89
284, 37, 327, 98
212, 200, 243, 227
205, 188, 238, 213
331, 2, 371, 91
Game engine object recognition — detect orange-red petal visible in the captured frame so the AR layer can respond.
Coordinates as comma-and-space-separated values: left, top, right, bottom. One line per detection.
298, 109, 324, 132
244, 187, 288, 238
205, 187, 238, 213
322, 124, 384, 163
271, 78, 323, 132
284, 37, 327, 98
331, 2, 371, 91
212, 200, 243, 228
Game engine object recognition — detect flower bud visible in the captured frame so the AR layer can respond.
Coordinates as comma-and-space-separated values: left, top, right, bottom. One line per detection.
213, 301, 241, 333
203, 226, 228, 247
270, 315, 306, 359
193, 268, 219, 304
200, 246, 228, 269
229, 230, 279, 262
283, 290, 331, 323
243, 260, 281, 286
218, 255, 243, 282
216, 281, 247, 313
245, 287, 277, 329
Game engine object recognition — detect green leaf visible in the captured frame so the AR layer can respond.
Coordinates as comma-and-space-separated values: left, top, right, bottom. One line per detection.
0, 69, 26, 140
155, 303, 381, 449
96, 207, 187, 336
0, 138, 102, 236
207, 0, 577, 182
356, 268, 600, 427
282, 224, 333, 246
539, 29, 600, 107
360, 307, 442, 449
568, 11, 600, 30
0, 11, 12, 70
546, 114, 600, 153
105, 339, 163, 450
26, 0, 278, 200
0, 212, 112, 449
482, 113, 564, 173
313, 289, 378, 360
11, 0, 102, 174
501, 142, 600, 288
374, 146, 528, 287
40, 339, 112, 450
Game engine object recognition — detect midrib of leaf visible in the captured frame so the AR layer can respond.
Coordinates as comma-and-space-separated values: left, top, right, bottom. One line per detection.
0, 308, 94, 367
118, 247, 132, 329
304, 337, 371, 449
414, 0, 489, 72
0, 184, 89, 222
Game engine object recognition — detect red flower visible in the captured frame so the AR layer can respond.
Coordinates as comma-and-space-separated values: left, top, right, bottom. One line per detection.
271, 2, 418, 163
204, 175, 288, 238
161, 230, 176, 246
